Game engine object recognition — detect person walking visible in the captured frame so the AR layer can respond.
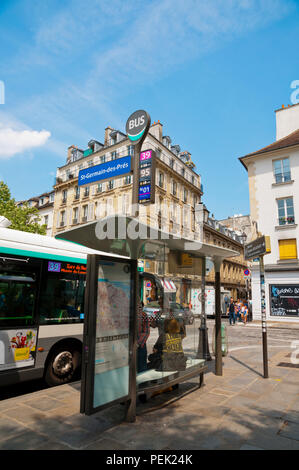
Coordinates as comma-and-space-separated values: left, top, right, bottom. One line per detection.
227, 297, 235, 325
137, 298, 150, 373
235, 299, 242, 322
241, 303, 248, 325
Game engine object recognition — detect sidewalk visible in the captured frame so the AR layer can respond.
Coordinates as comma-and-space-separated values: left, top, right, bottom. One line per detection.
250, 320, 299, 330
0, 345, 299, 450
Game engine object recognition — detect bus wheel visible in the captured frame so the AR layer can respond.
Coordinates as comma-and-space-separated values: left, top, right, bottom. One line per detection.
44, 345, 81, 387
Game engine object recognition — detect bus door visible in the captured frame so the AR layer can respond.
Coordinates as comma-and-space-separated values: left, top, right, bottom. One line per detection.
0, 255, 40, 373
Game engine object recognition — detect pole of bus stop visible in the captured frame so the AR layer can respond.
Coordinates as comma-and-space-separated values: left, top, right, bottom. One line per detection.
197, 257, 212, 360
214, 258, 222, 376
259, 255, 269, 379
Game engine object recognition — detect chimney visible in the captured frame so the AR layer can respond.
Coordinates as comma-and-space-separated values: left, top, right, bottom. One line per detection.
104, 126, 114, 146
149, 121, 163, 142
67, 145, 76, 163
275, 103, 299, 141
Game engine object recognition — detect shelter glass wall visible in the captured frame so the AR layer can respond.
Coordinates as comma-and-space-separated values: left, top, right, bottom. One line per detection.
137, 245, 205, 391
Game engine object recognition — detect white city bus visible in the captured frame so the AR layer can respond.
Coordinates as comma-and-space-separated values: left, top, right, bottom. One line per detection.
0, 227, 121, 387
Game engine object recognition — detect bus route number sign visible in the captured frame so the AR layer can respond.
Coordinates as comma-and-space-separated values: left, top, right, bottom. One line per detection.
48, 261, 61, 273
138, 149, 156, 204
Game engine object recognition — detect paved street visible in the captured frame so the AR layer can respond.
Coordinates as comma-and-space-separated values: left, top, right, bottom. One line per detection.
0, 318, 298, 450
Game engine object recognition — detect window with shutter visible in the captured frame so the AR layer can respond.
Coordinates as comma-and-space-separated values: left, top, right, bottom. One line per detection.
279, 239, 297, 260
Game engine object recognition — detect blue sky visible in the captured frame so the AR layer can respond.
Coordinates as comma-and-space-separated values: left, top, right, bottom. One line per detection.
0, 0, 298, 219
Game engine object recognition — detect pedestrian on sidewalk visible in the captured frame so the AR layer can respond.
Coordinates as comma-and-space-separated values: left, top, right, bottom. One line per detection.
241, 303, 248, 324
227, 297, 235, 325
137, 299, 150, 373
235, 298, 242, 322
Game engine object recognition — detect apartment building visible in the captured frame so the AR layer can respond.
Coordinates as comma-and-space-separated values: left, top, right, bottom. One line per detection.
240, 102, 299, 322
17, 191, 55, 236
52, 122, 203, 241
203, 217, 248, 301
52, 119, 247, 310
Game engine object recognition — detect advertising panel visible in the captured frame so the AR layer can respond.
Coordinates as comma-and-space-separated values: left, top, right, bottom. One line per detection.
270, 284, 299, 317
81, 256, 136, 415
93, 260, 132, 408
0, 328, 37, 371
78, 155, 131, 186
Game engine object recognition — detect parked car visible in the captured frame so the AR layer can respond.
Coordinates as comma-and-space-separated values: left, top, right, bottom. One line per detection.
170, 302, 195, 325
143, 302, 194, 326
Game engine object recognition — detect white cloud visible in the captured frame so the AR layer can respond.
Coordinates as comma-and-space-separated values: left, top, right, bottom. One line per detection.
0, 125, 51, 159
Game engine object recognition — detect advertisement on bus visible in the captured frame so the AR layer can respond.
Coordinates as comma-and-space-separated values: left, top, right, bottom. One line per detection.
0, 328, 37, 371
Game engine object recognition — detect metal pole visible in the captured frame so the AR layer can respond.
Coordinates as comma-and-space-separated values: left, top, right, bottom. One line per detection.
197, 257, 212, 360
259, 255, 269, 379
214, 259, 222, 376
125, 261, 138, 422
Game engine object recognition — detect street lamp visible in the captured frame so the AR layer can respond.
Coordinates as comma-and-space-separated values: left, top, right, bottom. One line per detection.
239, 231, 250, 305
197, 204, 212, 361
240, 231, 247, 245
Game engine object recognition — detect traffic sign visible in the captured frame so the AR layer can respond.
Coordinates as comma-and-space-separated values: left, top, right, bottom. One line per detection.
244, 236, 271, 260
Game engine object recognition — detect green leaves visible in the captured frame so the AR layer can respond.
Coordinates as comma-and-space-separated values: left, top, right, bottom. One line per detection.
0, 181, 46, 235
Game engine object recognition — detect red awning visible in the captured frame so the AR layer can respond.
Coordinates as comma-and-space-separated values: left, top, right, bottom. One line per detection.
162, 279, 176, 293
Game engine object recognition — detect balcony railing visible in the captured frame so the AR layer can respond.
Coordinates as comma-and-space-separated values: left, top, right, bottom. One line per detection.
275, 172, 291, 184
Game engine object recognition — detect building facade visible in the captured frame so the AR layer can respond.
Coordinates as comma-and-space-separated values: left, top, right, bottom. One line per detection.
240, 102, 299, 322
52, 121, 203, 242
52, 119, 247, 312
203, 217, 249, 302
16, 191, 55, 236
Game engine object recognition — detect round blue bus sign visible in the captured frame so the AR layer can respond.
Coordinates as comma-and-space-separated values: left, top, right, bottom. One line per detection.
126, 110, 151, 144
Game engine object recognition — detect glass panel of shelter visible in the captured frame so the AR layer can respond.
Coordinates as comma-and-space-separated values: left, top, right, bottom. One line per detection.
137, 242, 203, 391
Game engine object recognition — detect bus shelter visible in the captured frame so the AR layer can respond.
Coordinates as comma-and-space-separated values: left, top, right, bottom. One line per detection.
56, 216, 238, 422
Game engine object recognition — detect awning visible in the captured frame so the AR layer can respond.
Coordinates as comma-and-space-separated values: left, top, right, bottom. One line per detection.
162, 279, 176, 293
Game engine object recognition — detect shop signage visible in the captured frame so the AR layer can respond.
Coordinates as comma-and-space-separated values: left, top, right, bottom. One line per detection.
126, 110, 151, 144
270, 284, 299, 317
78, 156, 131, 186
244, 268, 250, 276
244, 236, 271, 260
138, 149, 156, 204
181, 253, 193, 267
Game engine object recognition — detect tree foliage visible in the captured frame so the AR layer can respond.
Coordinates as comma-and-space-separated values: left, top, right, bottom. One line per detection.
0, 181, 46, 235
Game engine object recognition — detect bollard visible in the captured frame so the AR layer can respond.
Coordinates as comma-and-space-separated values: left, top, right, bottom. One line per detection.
212, 324, 228, 357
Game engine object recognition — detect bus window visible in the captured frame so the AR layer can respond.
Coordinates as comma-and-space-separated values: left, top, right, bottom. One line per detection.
0, 275, 36, 327
39, 262, 86, 324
